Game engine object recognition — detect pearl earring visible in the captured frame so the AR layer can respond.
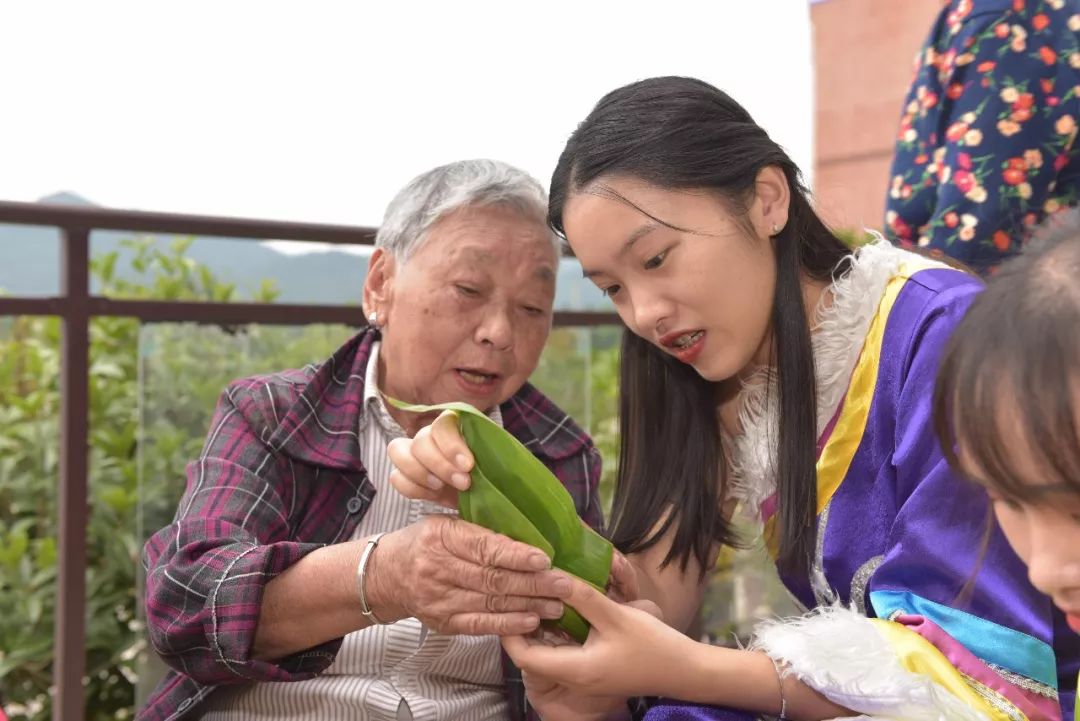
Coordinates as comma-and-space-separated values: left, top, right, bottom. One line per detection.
771, 223, 781, 235
367, 311, 378, 328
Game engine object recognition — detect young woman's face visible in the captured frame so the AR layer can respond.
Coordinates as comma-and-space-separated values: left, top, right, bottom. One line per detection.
960, 425, 1080, 634
561, 174, 784, 383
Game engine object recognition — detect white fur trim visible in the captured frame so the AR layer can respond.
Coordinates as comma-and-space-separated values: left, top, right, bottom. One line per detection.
726, 238, 917, 514
749, 605, 990, 721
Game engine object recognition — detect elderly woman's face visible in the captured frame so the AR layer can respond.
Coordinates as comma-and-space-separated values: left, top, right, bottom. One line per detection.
369, 205, 557, 412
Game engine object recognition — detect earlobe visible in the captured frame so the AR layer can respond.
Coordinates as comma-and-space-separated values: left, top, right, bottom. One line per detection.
363, 248, 395, 321
756, 166, 791, 237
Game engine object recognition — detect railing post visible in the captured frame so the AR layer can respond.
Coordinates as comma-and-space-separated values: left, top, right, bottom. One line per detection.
54, 226, 90, 721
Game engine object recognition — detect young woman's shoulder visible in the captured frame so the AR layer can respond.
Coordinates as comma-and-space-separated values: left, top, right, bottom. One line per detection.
884, 262, 983, 384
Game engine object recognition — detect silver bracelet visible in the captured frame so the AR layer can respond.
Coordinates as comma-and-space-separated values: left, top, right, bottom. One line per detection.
769, 655, 788, 720
356, 532, 389, 625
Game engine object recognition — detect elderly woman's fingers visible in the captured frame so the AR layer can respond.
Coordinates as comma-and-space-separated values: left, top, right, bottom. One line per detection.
441, 520, 555, 575
445, 611, 541, 637
387, 438, 441, 489
447, 588, 564, 619
411, 425, 472, 492
429, 411, 474, 489
388, 468, 451, 505
387, 437, 426, 479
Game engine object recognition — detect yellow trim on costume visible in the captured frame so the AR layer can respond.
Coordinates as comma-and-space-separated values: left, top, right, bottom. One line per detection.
870, 618, 1028, 721
763, 259, 945, 557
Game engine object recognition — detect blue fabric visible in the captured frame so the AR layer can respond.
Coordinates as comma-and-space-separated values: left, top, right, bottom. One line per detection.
870, 588, 1058, 688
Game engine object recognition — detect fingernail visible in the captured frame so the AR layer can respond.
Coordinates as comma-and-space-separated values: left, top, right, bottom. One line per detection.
426, 474, 443, 490
451, 472, 471, 489
553, 578, 572, 596
455, 454, 472, 471
529, 554, 551, 570
542, 602, 564, 619
524, 614, 540, 630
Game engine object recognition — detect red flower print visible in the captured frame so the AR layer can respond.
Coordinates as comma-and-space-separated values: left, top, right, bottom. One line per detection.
1012, 107, 1034, 123
1012, 0, 1024, 11
954, 170, 977, 192
946, 122, 970, 142
1015, 93, 1035, 109
957, 152, 973, 170
1041, 79, 1055, 94
893, 217, 913, 239
915, 153, 929, 164
1040, 46, 1057, 65
1003, 167, 1027, 185
1033, 13, 1050, 31
1055, 153, 1069, 171
992, 230, 1012, 251
1007, 157, 1027, 170
947, 82, 965, 100
977, 61, 996, 73
944, 212, 960, 228
994, 22, 1011, 38
1049, 96, 1061, 106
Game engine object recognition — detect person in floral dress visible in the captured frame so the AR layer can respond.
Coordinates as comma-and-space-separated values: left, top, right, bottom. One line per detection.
886, 0, 1080, 273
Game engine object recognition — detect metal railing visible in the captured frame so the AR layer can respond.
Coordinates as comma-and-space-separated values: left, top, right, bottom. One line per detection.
0, 199, 618, 721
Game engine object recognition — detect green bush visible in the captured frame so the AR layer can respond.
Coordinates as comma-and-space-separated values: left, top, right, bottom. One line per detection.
0, 237, 305, 719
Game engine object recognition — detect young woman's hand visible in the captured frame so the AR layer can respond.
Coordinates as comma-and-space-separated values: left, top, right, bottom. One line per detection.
519, 633, 631, 721
502, 575, 689, 699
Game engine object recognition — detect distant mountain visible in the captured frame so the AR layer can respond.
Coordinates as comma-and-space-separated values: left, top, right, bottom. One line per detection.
0, 193, 611, 311
39, 191, 98, 206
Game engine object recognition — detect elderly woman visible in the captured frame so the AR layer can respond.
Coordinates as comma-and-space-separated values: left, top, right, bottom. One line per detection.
139, 160, 616, 721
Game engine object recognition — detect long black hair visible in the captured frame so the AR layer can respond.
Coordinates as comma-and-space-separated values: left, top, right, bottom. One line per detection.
935, 212, 1080, 503
549, 77, 851, 574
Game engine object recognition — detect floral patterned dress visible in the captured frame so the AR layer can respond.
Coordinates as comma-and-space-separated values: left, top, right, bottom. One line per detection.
886, 0, 1080, 273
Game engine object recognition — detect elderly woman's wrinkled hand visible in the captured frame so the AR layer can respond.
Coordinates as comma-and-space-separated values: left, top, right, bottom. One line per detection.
368, 514, 571, 636
387, 409, 471, 509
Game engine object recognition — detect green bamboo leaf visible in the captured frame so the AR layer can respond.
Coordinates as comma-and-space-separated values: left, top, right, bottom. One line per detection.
464, 465, 554, 558
388, 398, 613, 642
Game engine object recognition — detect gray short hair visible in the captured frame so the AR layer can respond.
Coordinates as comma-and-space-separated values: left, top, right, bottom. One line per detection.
375, 159, 559, 262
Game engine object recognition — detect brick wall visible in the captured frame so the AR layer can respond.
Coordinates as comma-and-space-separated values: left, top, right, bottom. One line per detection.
812, 0, 946, 232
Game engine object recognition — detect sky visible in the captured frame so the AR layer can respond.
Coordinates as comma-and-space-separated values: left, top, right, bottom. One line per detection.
0, 1, 814, 253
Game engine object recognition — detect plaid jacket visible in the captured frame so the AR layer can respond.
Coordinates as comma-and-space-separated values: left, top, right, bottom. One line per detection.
139, 327, 604, 721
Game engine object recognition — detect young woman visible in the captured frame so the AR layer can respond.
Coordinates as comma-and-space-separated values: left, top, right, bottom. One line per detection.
389, 77, 1079, 720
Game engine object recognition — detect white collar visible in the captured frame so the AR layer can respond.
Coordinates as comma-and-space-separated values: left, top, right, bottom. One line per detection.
359, 341, 503, 438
